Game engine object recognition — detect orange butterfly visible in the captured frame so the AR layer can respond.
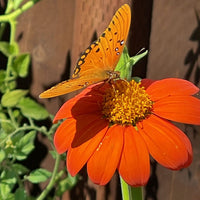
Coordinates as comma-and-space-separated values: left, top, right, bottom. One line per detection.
39, 4, 131, 98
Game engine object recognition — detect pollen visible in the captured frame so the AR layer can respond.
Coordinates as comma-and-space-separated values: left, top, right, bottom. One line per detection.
102, 80, 153, 125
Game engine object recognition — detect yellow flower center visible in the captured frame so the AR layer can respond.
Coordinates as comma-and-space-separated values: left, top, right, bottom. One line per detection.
102, 80, 153, 125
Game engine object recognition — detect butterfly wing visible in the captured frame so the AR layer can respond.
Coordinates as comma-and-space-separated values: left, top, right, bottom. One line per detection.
39, 76, 104, 98
40, 4, 131, 98
73, 4, 131, 78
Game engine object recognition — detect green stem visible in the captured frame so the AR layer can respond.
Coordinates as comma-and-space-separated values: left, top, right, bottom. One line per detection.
120, 176, 130, 200
0, 125, 48, 146
129, 186, 143, 200
7, 108, 18, 128
0, 0, 40, 22
120, 176, 143, 200
37, 153, 61, 200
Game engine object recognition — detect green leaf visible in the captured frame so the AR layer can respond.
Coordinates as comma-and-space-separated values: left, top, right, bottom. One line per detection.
0, 112, 15, 133
13, 54, 30, 78
26, 168, 52, 183
56, 174, 78, 196
0, 170, 17, 199
12, 163, 29, 175
16, 131, 36, 160
17, 97, 49, 120
14, 188, 27, 200
0, 70, 6, 84
1, 89, 28, 107
0, 42, 19, 57
0, 149, 5, 163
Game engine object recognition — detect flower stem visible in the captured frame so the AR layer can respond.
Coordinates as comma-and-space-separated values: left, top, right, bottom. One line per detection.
120, 176, 143, 200
37, 152, 61, 200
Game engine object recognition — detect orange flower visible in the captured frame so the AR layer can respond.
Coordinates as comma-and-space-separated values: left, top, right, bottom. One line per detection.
53, 78, 200, 186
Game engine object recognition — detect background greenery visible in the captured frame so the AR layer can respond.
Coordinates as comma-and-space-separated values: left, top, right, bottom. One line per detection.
0, 1, 77, 199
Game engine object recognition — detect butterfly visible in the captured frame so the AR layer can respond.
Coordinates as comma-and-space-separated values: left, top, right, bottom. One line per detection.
39, 4, 131, 98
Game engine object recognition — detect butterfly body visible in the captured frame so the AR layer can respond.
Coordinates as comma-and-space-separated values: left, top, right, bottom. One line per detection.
40, 4, 131, 98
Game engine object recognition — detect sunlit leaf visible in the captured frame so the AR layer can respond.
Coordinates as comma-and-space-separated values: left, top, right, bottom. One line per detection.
15, 131, 36, 160
0, 41, 19, 56
1, 89, 28, 107
17, 97, 49, 120
13, 54, 30, 78
26, 168, 52, 183
0, 170, 17, 199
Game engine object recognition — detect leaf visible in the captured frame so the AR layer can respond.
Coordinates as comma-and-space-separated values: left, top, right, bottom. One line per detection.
0, 41, 19, 57
1, 89, 28, 107
0, 149, 5, 163
13, 54, 30, 78
0, 70, 6, 84
0, 112, 15, 133
15, 131, 36, 160
14, 188, 27, 200
17, 97, 49, 120
12, 164, 29, 175
0, 170, 17, 199
56, 174, 78, 196
0, 80, 17, 94
26, 168, 52, 183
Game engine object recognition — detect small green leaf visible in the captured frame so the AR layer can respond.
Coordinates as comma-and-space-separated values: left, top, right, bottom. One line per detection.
0, 170, 17, 199
26, 168, 52, 183
0, 41, 19, 56
16, 131, 36, 160
13, 54, 30, 78
0, 70, 6, 84
1, 89, 28, 107
56, 174, 78, 196
0, 112, 15, 133
12, 163, 29, 175
0, 149, 5, 163
18, 97, 49, 120
14, 188, 27, 200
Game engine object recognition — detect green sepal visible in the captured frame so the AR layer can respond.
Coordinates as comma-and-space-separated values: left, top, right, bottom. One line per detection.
115, 46, 148, 81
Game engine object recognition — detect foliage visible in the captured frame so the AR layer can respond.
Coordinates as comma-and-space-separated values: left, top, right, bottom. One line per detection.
0, 1, 77, 199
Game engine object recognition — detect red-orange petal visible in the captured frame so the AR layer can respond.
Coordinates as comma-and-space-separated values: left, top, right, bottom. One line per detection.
53, 83, 107, 123
67, 123, 108, 176
138, 115, 192, 170
87, 125, 124, 185
54, 118, 76, 154
53, 96, 102, 123
146, 78, 199, 101
118, 126, 150, 186
141, 79, 155, 89
71, 114, 108, 147
153, 95, 200, 125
